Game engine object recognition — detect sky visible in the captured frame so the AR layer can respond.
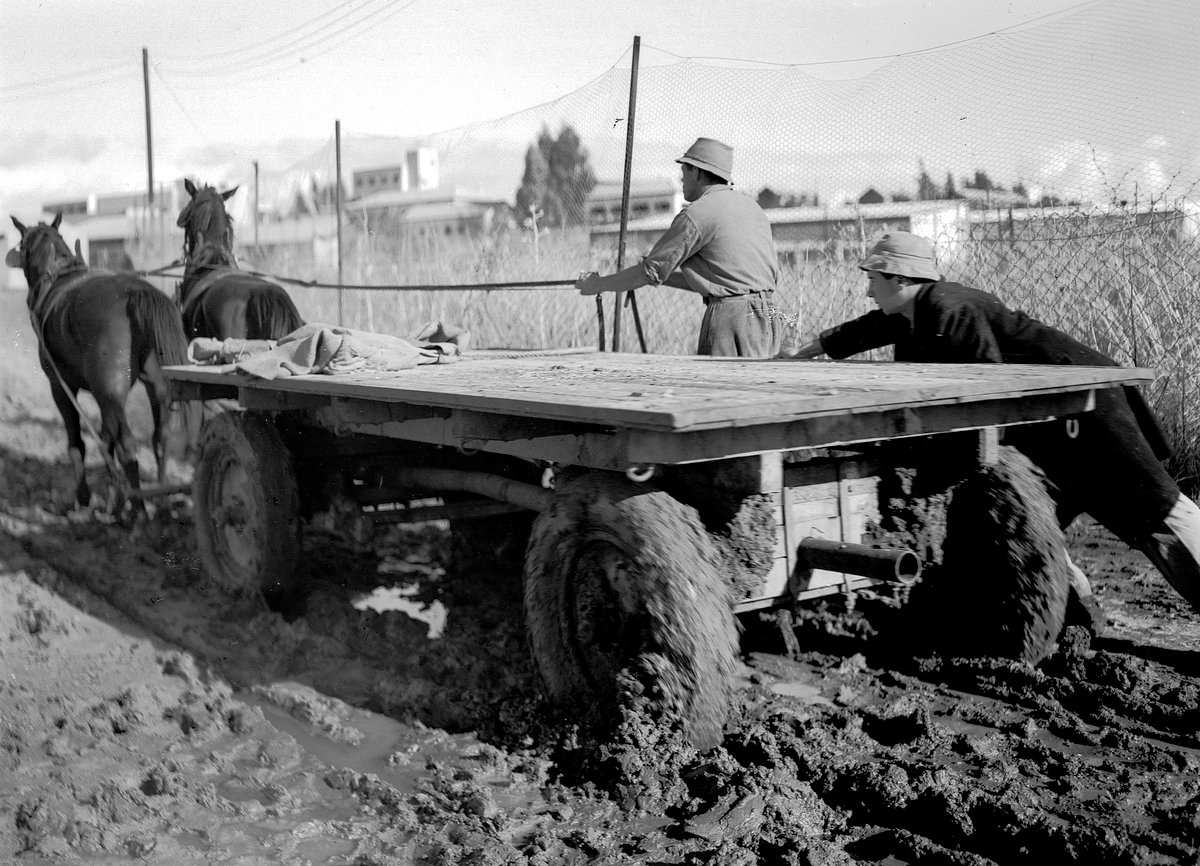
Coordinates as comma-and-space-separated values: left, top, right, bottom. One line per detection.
0, 0, 1189, 223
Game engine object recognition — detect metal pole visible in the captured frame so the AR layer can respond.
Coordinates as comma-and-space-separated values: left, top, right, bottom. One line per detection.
252, 160, 260, 249
142, 48, 154, 206
335, 119, 344, 326
613, 36, 639, 352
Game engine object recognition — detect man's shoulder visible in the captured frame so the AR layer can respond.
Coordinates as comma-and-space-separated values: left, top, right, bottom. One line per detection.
694, 185, 760, 209
925, 280, 999, 308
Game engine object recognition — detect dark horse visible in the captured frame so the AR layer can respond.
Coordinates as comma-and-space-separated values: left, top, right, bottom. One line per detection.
175, 179, 304, 340
6, 214, 192, 512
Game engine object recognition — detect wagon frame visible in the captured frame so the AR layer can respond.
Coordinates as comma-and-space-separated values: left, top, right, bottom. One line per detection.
165, 352, 1152, 746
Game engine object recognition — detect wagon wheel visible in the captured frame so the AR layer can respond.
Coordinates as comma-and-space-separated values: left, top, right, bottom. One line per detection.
906, 444, 1070, 664
193, 411, 300, 599
523, 473, 738, 750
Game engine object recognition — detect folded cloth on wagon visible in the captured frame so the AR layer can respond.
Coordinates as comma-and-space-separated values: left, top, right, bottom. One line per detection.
187, 321, 470, 379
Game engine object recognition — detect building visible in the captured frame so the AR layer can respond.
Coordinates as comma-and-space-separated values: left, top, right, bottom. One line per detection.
348, 148, 511, 239
586, 180, 681, 225
3, 182, 191, 290
590, 198, 969, 265
351, 148, 440, 198
350, 188, 512, 239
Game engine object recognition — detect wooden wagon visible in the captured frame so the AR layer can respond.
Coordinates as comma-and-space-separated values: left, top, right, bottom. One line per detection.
165, 352, 1151, 747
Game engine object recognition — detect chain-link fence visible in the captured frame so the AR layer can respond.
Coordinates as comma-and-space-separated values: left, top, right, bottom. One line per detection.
199, 0, 1200, 480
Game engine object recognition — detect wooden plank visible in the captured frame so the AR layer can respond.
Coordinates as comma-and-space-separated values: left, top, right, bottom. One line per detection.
164, 355, 1152, 434
611, 389, 1098, 464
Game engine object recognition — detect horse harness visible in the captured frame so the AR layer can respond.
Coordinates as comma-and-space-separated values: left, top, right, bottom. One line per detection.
178, 239, 243, 316
179, 264, 241, 317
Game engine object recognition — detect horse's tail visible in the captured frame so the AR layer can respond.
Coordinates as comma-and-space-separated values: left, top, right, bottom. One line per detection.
127, 285, 202, 463
127, 285, 190, 366
248, 284, 305, 340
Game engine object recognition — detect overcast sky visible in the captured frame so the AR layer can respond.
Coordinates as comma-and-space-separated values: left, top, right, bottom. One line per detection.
5, 0, 1194, 223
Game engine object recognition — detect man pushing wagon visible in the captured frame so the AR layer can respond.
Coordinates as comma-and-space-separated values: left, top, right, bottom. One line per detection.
779, 230, 1200, 624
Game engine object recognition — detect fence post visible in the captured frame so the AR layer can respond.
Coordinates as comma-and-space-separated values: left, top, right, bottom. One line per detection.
613, 35, 647, 353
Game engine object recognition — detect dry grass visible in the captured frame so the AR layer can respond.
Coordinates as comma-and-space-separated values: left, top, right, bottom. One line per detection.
133, 206, 1200, 489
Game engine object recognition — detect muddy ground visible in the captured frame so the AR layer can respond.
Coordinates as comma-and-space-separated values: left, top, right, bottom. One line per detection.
3, 289, 1200, 865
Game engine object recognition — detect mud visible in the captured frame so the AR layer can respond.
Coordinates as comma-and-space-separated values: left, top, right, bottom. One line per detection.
3, 290, 1200, 864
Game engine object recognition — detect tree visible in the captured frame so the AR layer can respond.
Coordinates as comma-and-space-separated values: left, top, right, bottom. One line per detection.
515, 145, 548, 224
757, 187, 783, 209
965, 169, 999, 191
944, 173, 961, 200
514, 124, 597, 229
1012, 180, 1029, 199
916, 161, 941, 201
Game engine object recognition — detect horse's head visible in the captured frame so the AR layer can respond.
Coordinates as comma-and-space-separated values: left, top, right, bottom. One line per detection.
177, 178, 238, 261
7, 214, 83, 303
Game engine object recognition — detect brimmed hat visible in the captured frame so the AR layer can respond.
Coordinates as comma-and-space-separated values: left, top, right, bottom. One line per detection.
859, 231, 941, 281
675, 137, 733, 183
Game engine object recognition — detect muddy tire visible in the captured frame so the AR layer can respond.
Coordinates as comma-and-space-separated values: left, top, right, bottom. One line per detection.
913, 445, 1070, 663
194, 411, 300, 598
523, 473, 738, 750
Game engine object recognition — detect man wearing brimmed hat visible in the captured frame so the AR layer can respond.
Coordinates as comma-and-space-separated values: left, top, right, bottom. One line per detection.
780, 230, 1200, 629
576, 136, 781, 357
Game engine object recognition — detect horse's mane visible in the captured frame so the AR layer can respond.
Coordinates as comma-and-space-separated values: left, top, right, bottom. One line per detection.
179, 186, 236, 260
21, 222, 89, 319
23, 223, 86, 281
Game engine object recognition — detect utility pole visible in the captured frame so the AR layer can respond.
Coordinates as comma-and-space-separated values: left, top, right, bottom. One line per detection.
252, 160, 260, 248
142, 48, 154, 206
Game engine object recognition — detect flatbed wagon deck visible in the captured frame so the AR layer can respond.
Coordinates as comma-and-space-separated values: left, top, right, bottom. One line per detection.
164, 353, 1157, 747
166, 352, 1152, 468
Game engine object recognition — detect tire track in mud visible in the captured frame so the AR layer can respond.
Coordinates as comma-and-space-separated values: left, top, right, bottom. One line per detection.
4, 462, 1200, 862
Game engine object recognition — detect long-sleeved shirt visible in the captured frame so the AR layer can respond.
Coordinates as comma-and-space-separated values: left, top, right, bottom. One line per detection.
818, 280, 1177, 541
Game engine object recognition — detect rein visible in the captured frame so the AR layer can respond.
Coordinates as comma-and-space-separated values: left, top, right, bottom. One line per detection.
29, 265, 92, 326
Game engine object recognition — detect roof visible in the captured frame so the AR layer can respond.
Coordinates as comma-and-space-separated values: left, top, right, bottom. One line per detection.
387, 201, 495, 222
587, 179, 678, 202
590, 199, 968, 235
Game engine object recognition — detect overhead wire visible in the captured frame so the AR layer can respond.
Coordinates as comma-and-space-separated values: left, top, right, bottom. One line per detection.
150, 66, 211, 144
166, 0, 377, 63
155, 0, 411, 80
0, 59, 136, 101
208, 0, 429, 85
647, 0, 1105, 68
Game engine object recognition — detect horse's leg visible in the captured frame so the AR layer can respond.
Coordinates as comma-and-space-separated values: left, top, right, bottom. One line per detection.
93, 377, 141, 517
139, 352, 175, 482
46, 377, 89, 508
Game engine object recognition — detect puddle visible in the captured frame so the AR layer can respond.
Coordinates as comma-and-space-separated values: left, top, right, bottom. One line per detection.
771, 680, 835, 705
242, 683, 547, 816
352, 584, 447, 638
244, 684, 461, 791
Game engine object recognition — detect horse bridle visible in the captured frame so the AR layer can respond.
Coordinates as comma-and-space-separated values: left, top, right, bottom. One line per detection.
22, 230, 88, 325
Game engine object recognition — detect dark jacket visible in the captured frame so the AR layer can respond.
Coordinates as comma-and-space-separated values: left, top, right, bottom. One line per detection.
818, 281, 1178, 541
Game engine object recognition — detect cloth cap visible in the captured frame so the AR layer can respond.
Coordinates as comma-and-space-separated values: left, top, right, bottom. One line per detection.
859, 231, 941, 280
675, 137, 733, 183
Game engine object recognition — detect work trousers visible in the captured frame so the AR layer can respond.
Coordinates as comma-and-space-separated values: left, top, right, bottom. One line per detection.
697, 293, 782, 358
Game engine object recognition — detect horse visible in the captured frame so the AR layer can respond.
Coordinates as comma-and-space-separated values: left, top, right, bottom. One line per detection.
175, 179, 304, 341
6, 213, 195, 515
